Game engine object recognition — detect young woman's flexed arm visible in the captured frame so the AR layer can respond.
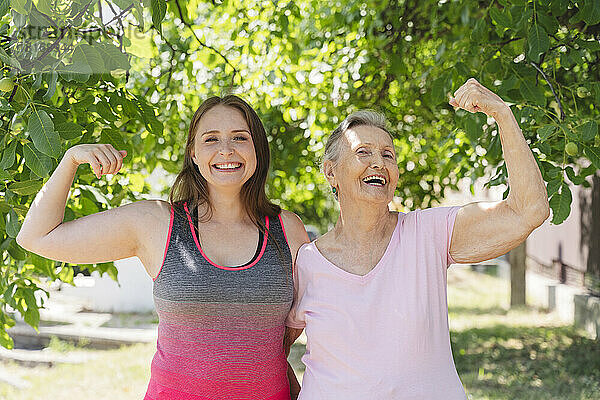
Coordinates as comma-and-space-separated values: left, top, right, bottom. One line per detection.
16, 144, 169, 277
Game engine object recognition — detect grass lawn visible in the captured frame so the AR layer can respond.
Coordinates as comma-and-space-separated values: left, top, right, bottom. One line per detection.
1, 267, 598, 399
448, 267, 600, 400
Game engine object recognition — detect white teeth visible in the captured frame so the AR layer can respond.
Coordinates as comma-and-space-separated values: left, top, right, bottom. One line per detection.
362, 175, 387, 186
214, 163, 241, 170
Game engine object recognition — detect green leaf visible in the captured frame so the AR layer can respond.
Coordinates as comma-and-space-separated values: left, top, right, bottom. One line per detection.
0, 140, 17, 169
8, 239, 26, 260
6, 208, 20, 237
549, 182, 572, 224
35, 0, 53, 15
21, 288, 40, 328
0, 0, 9, 19
43, 71, 58, 101
57, 61, 92, 82
581, 0, 600, 25
10, 0, 31, 15
57, 265, 74, 284
578, 121, 598, 142
527, 24, 550, 63
100, 128, 130, 155
430, 76, 447, 104
463, 115, 481, 144
96, 42, 130, 71
490, 7, 512, 29
151, 0, 167, 33
520, 80, 546, 106
23, 141, 53, 178
30, 253, 57, 278
8, 180, 43, 195
95, 101, 117, 122
55, 122, 84, 140
471, 18, 487, 43
546, 177, 561, 197
72, 43, 105, 74
583, 145, 600, 170
132, 0, 144, 29
537, 125, 555, 142
28, 109, 61, 158
0, 97, 12, 111
565, 166, 585, 185
0, 46, 21, 69
551, 0, 569, 16
0, 328, 14, 349
0, 201, 10, 213
110, 0, 133, 9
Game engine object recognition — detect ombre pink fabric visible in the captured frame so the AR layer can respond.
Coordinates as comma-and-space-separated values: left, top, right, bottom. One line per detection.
145, 203, 293, 400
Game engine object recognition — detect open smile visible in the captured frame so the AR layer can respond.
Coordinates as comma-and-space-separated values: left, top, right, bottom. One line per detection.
212, 162, 243, 171
362, 174, 387, 186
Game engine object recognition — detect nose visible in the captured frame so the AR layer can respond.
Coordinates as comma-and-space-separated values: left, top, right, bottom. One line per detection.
219, 142, 234, 157
371, 153, 384, 169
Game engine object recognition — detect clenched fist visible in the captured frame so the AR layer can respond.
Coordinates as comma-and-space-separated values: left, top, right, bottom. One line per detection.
65, 144, 127, 179
449, 78, 509, 119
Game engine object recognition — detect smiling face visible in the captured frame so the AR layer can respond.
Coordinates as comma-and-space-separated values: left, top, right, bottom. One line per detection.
324, 124, 399, 205
190, 105, 257, 191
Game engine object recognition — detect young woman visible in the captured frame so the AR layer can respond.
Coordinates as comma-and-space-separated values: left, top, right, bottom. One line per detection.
17, 95, 309, 400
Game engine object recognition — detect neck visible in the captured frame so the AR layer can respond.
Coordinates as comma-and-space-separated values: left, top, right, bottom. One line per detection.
203, 186, 250, 224
333, 198, 393, 244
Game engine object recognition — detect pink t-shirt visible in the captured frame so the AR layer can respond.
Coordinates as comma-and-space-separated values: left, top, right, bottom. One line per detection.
286, 207, 467, 400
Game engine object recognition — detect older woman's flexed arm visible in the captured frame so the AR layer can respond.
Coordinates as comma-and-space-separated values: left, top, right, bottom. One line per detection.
448, 78, 550, 264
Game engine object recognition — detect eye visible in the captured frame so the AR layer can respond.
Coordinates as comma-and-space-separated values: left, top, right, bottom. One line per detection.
233, 135, 248, 141
357, 148, 370, 155
383, 152, 395, 159
204, 137, 217, 142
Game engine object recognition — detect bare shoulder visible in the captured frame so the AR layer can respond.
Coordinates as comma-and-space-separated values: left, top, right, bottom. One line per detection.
132, 199, 171, 218
113, 200, 171, 242
279, 209, 310, 261
126, 200, 173, 277
279, 209, 305, 232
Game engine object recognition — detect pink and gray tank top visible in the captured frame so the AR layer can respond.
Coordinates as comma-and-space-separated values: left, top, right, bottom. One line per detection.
144, 201, 293, 400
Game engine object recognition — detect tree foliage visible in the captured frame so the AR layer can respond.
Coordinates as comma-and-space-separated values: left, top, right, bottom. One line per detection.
0, 0, 598, 348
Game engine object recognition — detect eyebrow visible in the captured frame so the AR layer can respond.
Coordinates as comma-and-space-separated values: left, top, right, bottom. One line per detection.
357, 142, 395, 150
200, 129, 251, 136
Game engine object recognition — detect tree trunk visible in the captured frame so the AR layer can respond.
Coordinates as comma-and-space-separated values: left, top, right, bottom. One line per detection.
588, 175, 600, 273
510, 240, 527, 307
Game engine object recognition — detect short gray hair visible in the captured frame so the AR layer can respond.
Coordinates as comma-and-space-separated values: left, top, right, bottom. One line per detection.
322, 110, 392, 170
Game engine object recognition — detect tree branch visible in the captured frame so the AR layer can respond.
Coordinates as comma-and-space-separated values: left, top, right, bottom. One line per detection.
491, 37, 522, 47
173, 0, 240, 87
98, 0, 103, 25
19, 0, 96, 70
529, 61, 565, 121
104, 3, 134, 27
22, 27, 69, 69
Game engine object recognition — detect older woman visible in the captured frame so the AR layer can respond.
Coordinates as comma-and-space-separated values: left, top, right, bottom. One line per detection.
285, 78, 549, 399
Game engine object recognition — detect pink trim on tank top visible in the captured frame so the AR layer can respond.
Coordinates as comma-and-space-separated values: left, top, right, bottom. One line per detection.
183, 202, 269, 271
153, 204, 174, 281
278, 214, 289, 247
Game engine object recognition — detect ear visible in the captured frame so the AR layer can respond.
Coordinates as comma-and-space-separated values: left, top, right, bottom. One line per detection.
323, 159, 336, 187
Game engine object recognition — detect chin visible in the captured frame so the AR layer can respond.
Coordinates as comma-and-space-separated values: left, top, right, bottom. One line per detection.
359, 193, 393, 205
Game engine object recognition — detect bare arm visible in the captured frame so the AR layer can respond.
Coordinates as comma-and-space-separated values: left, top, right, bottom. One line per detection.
284, 326, 305, 399
448, 79, 550, 263
280, 209, 310, 265
16, 144, 169, 277
279, 210, 309, 399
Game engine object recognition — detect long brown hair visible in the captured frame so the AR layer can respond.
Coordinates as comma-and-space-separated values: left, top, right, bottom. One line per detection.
169, 95, 281, 231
